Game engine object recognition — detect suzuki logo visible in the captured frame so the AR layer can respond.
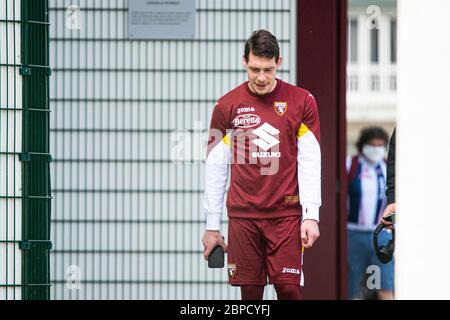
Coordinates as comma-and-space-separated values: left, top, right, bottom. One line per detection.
252, 123, 280, 151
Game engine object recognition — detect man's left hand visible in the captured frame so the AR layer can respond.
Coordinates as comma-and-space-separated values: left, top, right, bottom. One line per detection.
301, 220, 320, 248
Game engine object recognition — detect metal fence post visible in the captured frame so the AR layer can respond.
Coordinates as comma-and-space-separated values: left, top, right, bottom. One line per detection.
20, 0, 52, 300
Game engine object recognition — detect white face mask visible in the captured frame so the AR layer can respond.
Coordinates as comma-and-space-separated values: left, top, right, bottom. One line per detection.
362, 145, 386, 163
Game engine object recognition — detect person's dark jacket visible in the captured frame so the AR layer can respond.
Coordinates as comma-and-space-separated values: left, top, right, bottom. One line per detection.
386, 128, 396, 205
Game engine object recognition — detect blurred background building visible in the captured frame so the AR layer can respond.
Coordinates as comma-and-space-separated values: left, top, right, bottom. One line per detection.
347, 0, 397, 154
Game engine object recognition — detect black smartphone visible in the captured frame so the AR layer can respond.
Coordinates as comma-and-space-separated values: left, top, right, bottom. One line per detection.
208, 237, 225, 268
383, 213, 396, 224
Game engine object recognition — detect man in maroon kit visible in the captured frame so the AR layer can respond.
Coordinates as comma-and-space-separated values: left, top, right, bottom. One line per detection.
202, 30, 321, 300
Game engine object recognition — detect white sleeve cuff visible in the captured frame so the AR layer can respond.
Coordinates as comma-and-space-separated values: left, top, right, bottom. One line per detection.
205, 212, 222, 230
302, 205, 320, 222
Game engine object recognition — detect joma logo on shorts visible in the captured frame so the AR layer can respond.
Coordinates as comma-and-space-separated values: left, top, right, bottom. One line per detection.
282, 267, 300, 274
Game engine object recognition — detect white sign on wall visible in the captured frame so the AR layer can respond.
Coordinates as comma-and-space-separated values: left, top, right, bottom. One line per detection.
128, 0, 196, 40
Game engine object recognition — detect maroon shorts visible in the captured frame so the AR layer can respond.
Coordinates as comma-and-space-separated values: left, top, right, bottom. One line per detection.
227, 215, 303, 286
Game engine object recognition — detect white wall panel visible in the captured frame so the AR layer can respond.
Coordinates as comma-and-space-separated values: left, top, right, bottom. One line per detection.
0, 0, 22, 300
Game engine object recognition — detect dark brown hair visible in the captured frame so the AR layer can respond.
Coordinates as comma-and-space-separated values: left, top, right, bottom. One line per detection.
356, 127, 389, 153
244, 30, 280, 63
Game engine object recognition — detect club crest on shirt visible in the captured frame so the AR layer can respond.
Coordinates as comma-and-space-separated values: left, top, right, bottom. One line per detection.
274, 101, 288, 116
227, 263, 237, 279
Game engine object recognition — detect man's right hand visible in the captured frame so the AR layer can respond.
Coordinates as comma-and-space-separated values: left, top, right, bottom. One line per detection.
380, 203, 396, 230
202, 230, 228, 260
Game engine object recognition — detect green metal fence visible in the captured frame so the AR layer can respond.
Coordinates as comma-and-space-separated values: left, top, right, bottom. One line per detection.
1, 0, 51, 300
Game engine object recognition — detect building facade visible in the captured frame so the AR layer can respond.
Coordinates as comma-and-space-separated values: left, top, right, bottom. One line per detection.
347, 0, 397, 154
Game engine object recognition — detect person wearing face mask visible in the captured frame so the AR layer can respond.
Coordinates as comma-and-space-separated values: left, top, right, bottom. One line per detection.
346, 127, 394, 300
